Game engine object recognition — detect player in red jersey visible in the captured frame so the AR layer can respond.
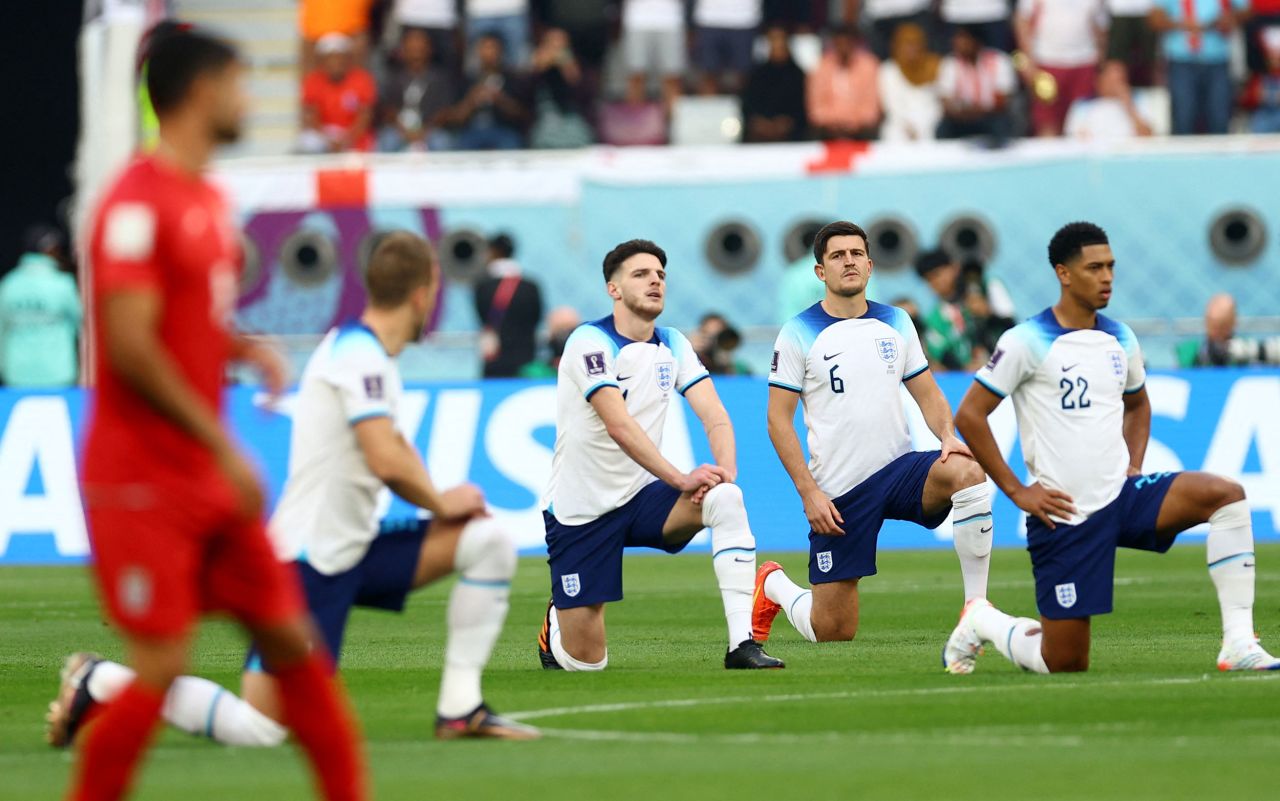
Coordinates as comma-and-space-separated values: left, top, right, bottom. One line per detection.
63, 26, 366, 801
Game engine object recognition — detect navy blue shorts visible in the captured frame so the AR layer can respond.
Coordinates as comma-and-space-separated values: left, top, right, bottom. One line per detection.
245, 521, 428, 671
1028, 472, 1179, 619
545, 481, 684, 609
809, 450, 947, 584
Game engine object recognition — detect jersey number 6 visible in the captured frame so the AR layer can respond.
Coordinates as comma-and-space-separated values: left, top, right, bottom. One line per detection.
829, 364, 845, 394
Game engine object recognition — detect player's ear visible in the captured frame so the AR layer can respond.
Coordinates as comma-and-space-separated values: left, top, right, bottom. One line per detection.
606, 280, 621, 300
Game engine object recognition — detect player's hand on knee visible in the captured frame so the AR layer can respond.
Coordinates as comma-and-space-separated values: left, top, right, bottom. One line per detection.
439, 484, 488, 520
939, 434, 973, 462
803, 488, 844, 536
1012, 482, 1076, 530
680, 464, 727, 500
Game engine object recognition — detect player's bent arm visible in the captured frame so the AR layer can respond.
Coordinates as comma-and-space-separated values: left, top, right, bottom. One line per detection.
590, 386, 687, 488
765, 386, 818, 496
1122, 386, 1152, 474
683, 378, 737, 482
903, 369, 958, 442
101, 288, 230, 454
954, 383, 1023, 498
352, 415, 447, 513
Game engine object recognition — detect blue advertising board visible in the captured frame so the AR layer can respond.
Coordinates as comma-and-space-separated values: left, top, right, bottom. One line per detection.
1, 370, 1277, 564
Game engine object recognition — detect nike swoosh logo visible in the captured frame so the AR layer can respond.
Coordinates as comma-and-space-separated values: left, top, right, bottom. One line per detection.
616, 375, 632, 381
1244, 562, 1256, 568
734, 557, 753, 563
980, 526, 992, 533
1061, 364, 1078, 372
823, 352, 842, 361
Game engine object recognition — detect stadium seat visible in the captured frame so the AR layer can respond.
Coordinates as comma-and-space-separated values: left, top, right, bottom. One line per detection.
670, 96, 744, 147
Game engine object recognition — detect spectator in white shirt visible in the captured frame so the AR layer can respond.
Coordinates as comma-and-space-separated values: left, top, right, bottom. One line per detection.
878, 23, 943, 141
852, 0, 935, 59
940, 0, 1015, 52
1104, 0, 1157, 85
693, 0, 763, 94
1064, 60, 1155, 138
466, 0, 531, 68
622, 0, 687, 105
1015, 0, 1108, 136
937, 24, 1017, 142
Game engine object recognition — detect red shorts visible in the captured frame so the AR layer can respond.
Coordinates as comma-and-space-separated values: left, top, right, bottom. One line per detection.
84, 469, 303, 639
1032, 64, 1097, 135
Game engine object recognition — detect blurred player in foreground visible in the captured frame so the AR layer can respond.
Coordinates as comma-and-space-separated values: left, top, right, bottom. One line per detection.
951, 221, 1279, 672
59, 26, 366, 801
538, 239, 784, 670
754, 221, 996, 666
51, 232, 539, 745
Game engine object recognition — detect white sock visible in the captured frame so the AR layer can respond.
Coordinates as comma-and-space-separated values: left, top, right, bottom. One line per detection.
972, 605, 1049, 674
950, 484, 993, 602
702, 483, 756, 648
1207, 499, 1256, 645
548, 606, 608, 671
86, 660, 284, 746
85, 659, 133, 702
166, 677, 287, 746
438, 519, 517, 718
764, 569, 816, 643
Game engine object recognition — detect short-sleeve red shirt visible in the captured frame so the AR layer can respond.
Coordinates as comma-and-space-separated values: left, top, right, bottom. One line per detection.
84, 154, 241, 486
301, 68, 377, 150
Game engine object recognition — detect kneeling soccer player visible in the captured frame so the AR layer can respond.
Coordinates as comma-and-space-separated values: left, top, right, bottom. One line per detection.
949, 221, 1278, 673
48, 232, 539, 749
753, 222, 996, 663
537, 239, 783, 671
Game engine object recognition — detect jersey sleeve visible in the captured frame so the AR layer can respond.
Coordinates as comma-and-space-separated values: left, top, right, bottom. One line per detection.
95, 199, 162, 292
1120, 323, 1146, 394
973, 327, 1034, 398
559, 326, 619, 401
769, 322, 806, 394
667, 328, 710, 395
897, 308, 929, 381
321, 333, 395, 424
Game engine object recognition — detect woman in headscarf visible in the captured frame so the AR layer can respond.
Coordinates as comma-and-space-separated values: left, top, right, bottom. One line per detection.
877, 22, 942, 142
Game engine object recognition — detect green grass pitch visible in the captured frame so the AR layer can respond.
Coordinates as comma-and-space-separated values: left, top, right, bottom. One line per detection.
4, 545, 1280, 801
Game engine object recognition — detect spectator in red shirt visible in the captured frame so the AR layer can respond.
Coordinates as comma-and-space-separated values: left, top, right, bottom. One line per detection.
298, 33, 376, 153
1248, 0, 1280, 73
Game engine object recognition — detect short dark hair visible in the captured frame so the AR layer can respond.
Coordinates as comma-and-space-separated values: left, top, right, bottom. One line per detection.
489, 233, 516, 259
1048, 221, 1109, 268
366, 231, 436, 308
145, 26, 239, 115
813, 221, 870, 264
914, 248, 954, 278
603, 239, 667, 282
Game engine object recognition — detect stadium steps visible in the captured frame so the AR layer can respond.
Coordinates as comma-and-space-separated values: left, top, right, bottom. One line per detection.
173, 0, 300, 157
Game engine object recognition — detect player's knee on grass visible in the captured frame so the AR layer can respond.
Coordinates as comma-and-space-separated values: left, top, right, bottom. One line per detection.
455, 518, 517, 582
811, 605, 858, 642
1043, 652, 1090, 673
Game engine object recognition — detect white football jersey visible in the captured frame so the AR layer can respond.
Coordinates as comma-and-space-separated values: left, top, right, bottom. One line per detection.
975, 308, 1145, 524
544, 315, 709, 525
770, 301, 930, 498
270, 323, 403, 574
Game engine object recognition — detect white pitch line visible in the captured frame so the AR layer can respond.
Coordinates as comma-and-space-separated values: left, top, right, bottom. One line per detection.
506, 676, 1217, 722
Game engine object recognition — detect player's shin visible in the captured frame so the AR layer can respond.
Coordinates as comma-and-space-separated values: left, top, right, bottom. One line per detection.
438, 519, 516, 717
971, 605, 1049, 674
763, 570, 817, 642
1207, 499, 1257, 646
702, 484, 757, 648
950, 484, 993, 602
547, 606, 608, 671
84, 660, 285, 746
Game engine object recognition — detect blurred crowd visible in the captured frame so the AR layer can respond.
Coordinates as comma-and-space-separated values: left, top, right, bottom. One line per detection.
293, 0, 1280, 153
